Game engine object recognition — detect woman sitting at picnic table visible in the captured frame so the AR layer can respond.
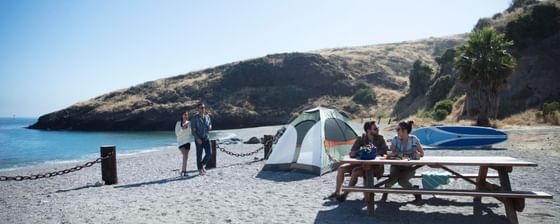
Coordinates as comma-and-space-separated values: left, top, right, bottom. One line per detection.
383, 120, 424, 203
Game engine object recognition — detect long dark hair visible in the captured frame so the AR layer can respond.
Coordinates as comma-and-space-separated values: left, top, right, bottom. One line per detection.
363, 121, 376, 133
180, 111, 188, 124
398, 120, 414, 134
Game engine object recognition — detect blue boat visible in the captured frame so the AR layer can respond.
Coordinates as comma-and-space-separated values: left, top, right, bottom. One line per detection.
411, 126, 508, 148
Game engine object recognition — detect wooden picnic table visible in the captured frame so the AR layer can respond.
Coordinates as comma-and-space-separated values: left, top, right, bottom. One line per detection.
340, 155, 553, 224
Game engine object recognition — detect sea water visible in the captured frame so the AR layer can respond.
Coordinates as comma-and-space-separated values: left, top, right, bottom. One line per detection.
0, 118, 237, 171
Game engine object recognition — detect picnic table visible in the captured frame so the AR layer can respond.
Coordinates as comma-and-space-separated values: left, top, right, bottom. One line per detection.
340, 155, 553, 224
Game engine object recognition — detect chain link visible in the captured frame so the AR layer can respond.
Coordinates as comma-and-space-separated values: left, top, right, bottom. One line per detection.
217, 136, 277, 158
0, 152, 114, 182
217, 145, 265, 157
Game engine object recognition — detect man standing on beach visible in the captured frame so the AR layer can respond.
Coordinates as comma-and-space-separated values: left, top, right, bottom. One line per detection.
191, 103, 212, 176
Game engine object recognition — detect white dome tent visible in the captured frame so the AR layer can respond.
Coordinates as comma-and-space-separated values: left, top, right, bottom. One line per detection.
262, 107, 358, 175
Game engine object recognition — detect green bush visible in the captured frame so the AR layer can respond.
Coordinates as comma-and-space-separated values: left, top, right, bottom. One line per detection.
434, 109, 449, 121
344, 102, 362, 114
543, 101, 560, 115
450, 95, 461, 102
426, 75, 455, 106
409, 60, 433, 97
418, 111, 434, 119
352, 88, 377, 105
434, 99, 454, 114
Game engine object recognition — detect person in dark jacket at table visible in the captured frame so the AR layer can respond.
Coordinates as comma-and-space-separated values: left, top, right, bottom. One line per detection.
327, 121, 388, 202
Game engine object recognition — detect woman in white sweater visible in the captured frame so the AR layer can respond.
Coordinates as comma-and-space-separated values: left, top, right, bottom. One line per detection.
175, 111, 194, 176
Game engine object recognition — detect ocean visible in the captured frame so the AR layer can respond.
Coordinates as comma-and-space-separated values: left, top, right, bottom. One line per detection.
0, 118, 237, 171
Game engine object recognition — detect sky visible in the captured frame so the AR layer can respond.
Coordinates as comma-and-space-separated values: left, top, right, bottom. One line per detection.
0, 0, 511, 117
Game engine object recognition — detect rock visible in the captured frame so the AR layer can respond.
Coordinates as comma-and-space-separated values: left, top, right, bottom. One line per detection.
244, 137, 261, 144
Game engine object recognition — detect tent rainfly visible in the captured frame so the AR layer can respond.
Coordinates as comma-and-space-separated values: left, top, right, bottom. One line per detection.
262, 107, 358, 175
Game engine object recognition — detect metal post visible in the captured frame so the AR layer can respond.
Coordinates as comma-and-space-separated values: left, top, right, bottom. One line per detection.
207, 140, 217, 169
263, 135, 273, 160
100, 145, 117, 185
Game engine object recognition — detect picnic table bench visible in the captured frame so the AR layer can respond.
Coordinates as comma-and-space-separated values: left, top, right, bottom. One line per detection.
340, 156, 553, 224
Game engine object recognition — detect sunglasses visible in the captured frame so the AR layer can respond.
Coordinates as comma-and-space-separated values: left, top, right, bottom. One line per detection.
372, 128, 379, 131
396, 128, 401, 132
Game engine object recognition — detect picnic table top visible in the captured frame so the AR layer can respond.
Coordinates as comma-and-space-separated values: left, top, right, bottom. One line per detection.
340, 155, 537, 167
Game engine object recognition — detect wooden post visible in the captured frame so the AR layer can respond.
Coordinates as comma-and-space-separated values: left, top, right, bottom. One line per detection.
100, 145, 117, 185
474, 166, 488, 215
363, 165, 375, 216
207, 140, 217, 169
263, 135, 273, 160
498, 167, 519, 224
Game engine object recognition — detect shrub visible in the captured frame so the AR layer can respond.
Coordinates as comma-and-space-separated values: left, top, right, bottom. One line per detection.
344, 102, 362, 114
543, 101, 560, 115
434, 99, 454, 114
409, 60, 433, 97
434, 109, 449, 121
352, 88, 377, 105
418, 111, 434, 119
426, 75, 455, 106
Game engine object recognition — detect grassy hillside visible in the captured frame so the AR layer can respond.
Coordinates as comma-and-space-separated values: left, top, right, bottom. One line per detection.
393, 0, 560, 121
30, 36, 466, 131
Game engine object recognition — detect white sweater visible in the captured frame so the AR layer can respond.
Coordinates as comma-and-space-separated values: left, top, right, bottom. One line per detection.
175, 121, 193, 147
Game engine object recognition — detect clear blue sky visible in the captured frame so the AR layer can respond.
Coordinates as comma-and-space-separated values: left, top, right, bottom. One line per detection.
0, 0, 510, 117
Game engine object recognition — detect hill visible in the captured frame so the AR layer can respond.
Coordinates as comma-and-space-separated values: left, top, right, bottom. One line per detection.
29, 36, 466, 131
393, 0, 560, 120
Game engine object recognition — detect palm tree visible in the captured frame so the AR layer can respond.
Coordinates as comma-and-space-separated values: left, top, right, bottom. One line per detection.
454, 26, 516, 126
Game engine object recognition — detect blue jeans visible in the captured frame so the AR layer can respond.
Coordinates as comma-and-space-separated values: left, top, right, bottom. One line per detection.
195, 138, 212, 170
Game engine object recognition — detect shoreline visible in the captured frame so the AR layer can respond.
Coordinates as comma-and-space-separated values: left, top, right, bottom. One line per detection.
1, 125, 558, 223
2, 124, 558, 173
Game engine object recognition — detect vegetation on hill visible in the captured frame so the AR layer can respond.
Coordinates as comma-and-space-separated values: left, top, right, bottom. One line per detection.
29, 0, 560, 131
30, 36, 463, 131
394, 0, 560, 124
454, 27, 516, 126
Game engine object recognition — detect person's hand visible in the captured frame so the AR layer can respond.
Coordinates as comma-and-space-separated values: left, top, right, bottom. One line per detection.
416, 149, 424, 157
197, 138, 202, 145
385, 153, 397, 158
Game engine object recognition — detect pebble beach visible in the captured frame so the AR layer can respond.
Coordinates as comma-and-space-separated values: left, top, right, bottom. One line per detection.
1, 125, 559, 224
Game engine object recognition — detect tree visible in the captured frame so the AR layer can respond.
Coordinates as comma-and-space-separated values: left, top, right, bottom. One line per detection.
454, 27, 516, 126
353, 88, 377, 106
409, 60, 433, 97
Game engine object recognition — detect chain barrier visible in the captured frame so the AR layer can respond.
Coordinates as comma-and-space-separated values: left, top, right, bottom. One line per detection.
217, 133, 280, 158
217, 144, 265, 158
0, 152, 113, 182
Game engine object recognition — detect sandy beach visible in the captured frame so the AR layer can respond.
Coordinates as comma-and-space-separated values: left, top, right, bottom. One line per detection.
1, 125, 559, 224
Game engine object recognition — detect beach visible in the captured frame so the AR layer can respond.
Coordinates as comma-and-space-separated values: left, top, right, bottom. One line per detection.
1, 125, 559, 224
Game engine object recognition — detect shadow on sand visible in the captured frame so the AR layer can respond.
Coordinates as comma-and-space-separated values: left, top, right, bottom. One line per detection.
255, 170, 317, 182
55, 183, 104, 193
315, 197, 507, 224
112, 171, 199, 189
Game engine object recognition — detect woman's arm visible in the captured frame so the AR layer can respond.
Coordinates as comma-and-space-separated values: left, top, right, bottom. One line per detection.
175, 122, 182, 136
386, 141, 397, 157
415, 137, 424, 157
